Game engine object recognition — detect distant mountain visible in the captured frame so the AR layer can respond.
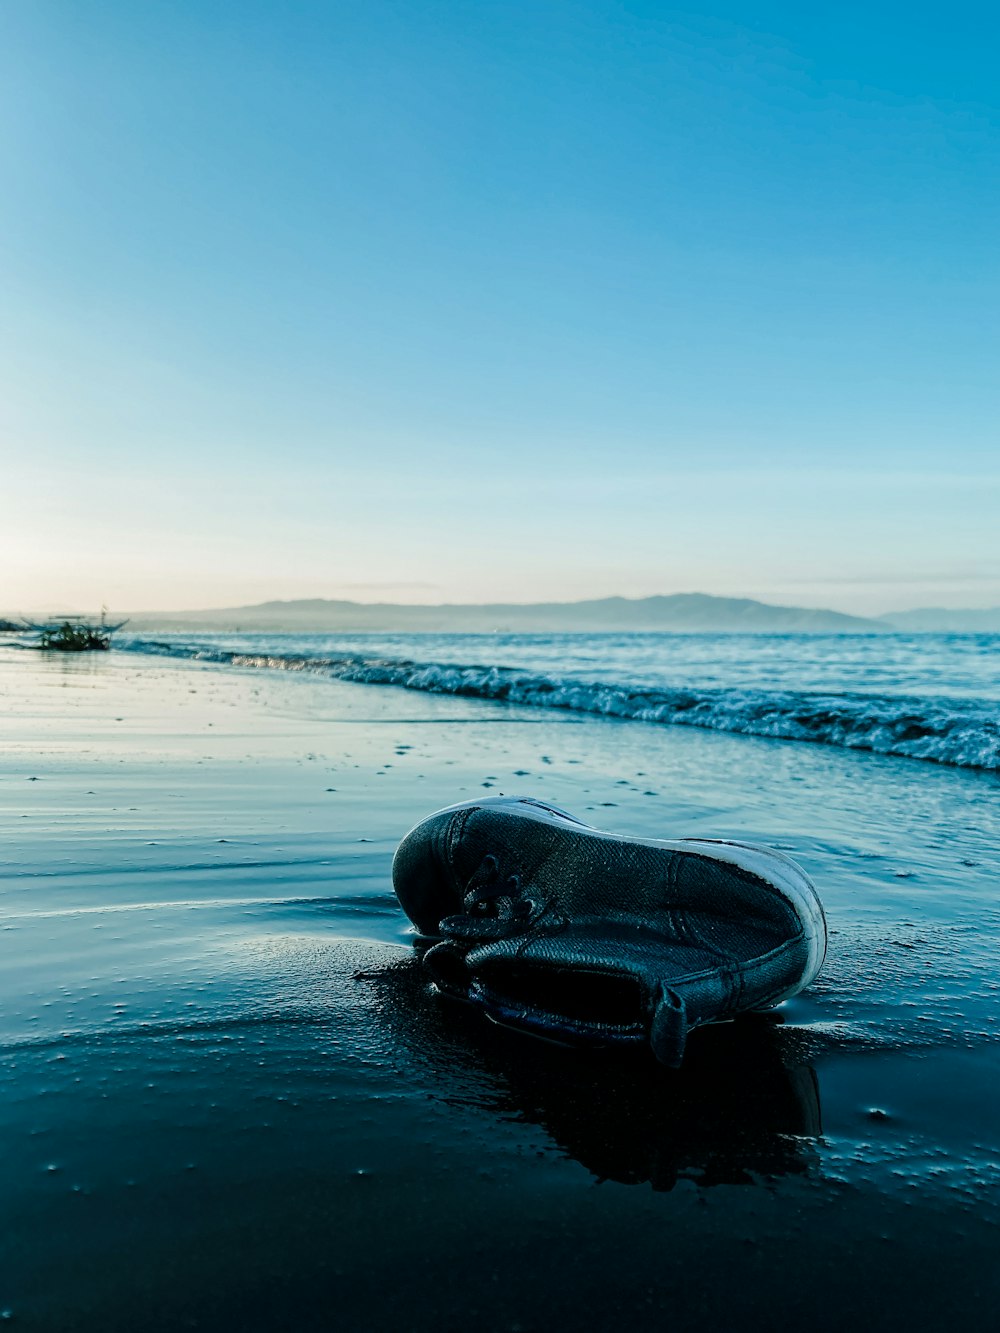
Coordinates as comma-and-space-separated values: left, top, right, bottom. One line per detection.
880, 606, 1000, 633
127, 593, 886, 634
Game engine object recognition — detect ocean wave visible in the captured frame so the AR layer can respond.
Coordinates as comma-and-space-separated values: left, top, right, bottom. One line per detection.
121, 640, 1000, 771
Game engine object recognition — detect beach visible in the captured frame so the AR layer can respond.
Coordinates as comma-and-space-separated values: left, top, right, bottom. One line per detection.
3, 642, 1000, 1330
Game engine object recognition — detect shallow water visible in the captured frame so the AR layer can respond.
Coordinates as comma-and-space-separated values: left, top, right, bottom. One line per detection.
2, 648, 1000, 1329
119, 631, 1000, 769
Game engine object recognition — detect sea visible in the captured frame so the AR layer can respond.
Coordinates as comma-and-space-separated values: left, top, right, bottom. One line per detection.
5, 631, 1000, 1327
119, 630, 1000, 771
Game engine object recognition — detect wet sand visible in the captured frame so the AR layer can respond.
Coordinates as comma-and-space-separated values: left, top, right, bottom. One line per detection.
2, 646, 999, 1330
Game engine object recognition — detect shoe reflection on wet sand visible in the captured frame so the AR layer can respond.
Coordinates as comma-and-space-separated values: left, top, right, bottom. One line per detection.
358, 955, 822, 1191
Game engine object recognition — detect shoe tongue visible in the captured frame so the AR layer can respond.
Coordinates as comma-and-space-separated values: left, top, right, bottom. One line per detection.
448, 808, 498, 883
456, 811, 561, 902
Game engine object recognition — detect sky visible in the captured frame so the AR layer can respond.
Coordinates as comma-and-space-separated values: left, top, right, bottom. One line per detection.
1, 0, 997, 615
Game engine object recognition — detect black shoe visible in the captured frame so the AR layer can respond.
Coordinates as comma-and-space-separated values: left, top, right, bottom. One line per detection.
392, 796, 827, 1066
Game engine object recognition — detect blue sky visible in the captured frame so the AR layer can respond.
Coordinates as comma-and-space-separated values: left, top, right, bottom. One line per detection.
2, 1, 997, 613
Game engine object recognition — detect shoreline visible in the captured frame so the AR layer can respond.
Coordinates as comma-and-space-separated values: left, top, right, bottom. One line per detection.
113, 631, 1000, 771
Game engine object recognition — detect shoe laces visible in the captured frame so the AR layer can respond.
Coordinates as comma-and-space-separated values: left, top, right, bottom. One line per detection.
441, 853, 541, 940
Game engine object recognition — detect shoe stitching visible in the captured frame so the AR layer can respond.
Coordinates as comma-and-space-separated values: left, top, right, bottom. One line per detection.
668, 907, 744, 1019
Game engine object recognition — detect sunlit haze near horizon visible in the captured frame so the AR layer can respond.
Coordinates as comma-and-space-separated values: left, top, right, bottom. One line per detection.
2, 2, 997, 616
